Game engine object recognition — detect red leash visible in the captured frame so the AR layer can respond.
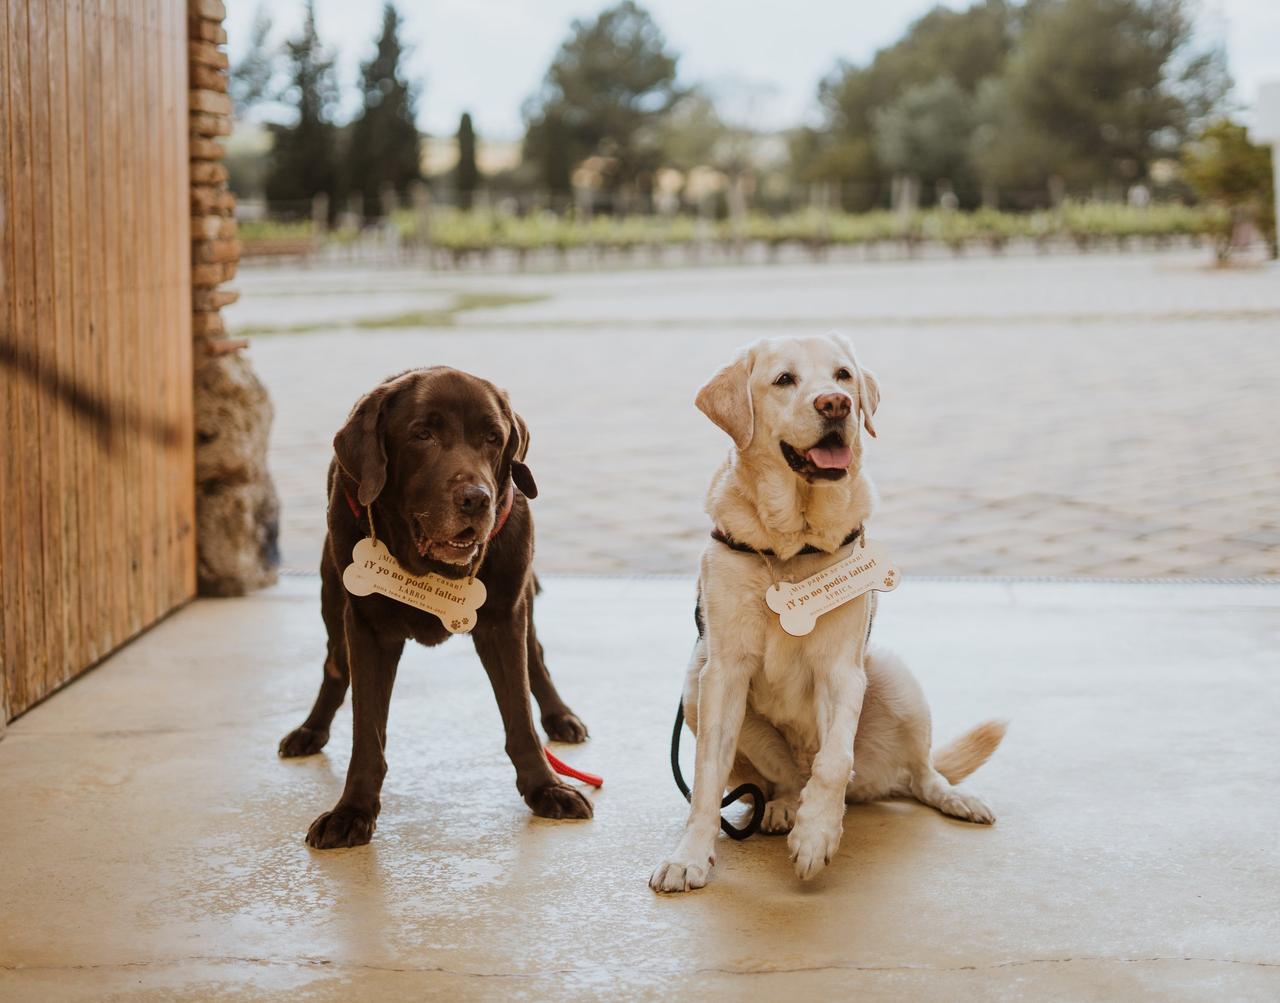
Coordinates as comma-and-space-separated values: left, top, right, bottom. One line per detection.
544, 748, 603, 788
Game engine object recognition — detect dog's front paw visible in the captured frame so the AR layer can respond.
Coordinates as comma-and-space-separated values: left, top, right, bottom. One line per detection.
527, 781, 593, 820
542, 708, 589, 744
278, 726, 329, 758
306, 808, 376, 849
939, 789, 996, 825
649, 854, 713, 893
788, 816, 843, 880
761, 797, 799, 834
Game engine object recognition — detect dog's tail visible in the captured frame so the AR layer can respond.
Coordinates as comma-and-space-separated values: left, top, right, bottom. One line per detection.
932, 720, 1008, 784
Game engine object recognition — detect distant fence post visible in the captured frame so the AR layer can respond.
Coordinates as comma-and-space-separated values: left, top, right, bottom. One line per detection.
727, 173, 747, 257
410, 181, 432, 259
310, 193, 329, 239
342, 194, 362, 232
1047, 175, 1066, 208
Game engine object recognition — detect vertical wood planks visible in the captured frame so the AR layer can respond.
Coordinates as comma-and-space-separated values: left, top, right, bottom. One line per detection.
68, 0, 99, 666
100, 0, 127, 650
47, 0, 82, 691
7, 0, 44, 714
0, 0, 12, 716
0, 0, 196, 720
165, 0, 195, 609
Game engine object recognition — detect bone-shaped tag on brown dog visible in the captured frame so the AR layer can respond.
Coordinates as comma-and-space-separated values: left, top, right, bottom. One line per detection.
342, 538, 487, 634
764, 539, 900, 637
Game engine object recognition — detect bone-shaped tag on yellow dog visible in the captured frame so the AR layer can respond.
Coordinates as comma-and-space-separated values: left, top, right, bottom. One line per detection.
342, 538, 486, 633
764, 540, 900, 637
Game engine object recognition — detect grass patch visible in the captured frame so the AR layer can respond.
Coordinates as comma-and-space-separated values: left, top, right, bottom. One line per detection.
452, 291, 546, 312
236, 290, 546, 337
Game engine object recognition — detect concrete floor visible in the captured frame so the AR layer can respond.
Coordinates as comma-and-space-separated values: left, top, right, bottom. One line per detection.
2, 577, 1278, 1000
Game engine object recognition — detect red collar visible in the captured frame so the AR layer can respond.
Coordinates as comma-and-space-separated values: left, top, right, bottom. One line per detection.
488, 480, 517, 540
343, 480, 517, 543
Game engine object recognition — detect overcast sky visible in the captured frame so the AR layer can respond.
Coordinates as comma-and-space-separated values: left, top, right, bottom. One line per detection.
225, 0, 1280, 139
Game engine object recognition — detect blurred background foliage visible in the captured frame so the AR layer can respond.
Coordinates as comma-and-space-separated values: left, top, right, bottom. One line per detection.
227, 0, 1275, 262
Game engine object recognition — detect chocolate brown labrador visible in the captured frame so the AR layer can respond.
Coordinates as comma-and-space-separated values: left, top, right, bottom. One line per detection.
279, 367, 592, 848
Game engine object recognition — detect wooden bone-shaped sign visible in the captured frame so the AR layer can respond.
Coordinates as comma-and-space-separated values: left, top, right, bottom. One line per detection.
764, 539, 900, 637
342, 537, 486, 634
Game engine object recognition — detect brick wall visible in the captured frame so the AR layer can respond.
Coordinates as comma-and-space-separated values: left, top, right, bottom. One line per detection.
187, 0, 280, 596
189, 0, 239, 346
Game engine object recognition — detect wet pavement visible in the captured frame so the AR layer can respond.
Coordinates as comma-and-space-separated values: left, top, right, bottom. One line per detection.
3, 576, 1277, 999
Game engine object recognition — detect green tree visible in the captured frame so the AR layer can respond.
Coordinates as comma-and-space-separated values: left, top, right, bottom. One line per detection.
968, 75, 1077, 204
800, 0, 1018, 208
972, 0, 1229, 197
524, 109, 574, 198
230, 4, 275, 116
346, 3, 422, 220
657, 91, 726, 171
456, 112, 479, 209
1183, 120, 1276, 260
522, 1, 681, 200
264, 0, 338, 214
873, 77, 977, 200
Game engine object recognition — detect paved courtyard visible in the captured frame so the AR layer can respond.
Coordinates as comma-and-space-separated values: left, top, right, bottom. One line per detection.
230, 251, 1280, 579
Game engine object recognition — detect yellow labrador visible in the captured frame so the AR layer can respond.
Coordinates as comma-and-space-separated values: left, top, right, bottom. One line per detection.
650, 334, 1005, 893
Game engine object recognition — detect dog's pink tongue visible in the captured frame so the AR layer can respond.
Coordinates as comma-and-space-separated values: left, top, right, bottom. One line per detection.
807, 444, 852, 469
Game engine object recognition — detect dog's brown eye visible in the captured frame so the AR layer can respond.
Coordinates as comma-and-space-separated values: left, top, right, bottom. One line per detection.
773, 372, 795, 387
415, 427, 433, 441
485, 430, 501, 445
835, 368, 852, 381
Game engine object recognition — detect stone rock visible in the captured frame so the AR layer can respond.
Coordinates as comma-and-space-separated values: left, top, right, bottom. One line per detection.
191, 311, 224, 336
188, 41, 229, 70
192, 0, 228, 22
191, 262, 231, 286
189, 137, 226, 160
190, 111, 231, 137
190, 62, 228, 92
195, 237, 240, 264
192, 286, 238, 311
189, 89, 232, 116
193, 351, 280, 596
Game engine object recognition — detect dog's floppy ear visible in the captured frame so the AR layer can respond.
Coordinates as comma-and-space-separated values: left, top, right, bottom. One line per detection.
509, 409, 538, 499
498, 393, 538, 499
334, 385, 392, 506
857, 366, 880, 438
696, 350, 755, 450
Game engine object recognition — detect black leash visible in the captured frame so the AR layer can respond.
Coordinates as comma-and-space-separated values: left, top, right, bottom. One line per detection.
669, 698, 766, 840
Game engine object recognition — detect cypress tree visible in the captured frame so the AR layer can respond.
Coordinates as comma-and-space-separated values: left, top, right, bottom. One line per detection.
264, 0, 338, 215
347, 3, 422, 220
456, 112, 478, 209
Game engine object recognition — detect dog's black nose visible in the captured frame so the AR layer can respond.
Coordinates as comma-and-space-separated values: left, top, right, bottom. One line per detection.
814, 392, 852, 419
454, 483, 492, 515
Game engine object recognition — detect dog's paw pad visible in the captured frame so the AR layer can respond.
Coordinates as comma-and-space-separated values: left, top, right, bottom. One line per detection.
527, 781, 593, 820
542, 709, 589, 744
762, 798, 798, 834
278, 726, 329, 758
649, 857, 712, 893
305, 808, 375, 849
